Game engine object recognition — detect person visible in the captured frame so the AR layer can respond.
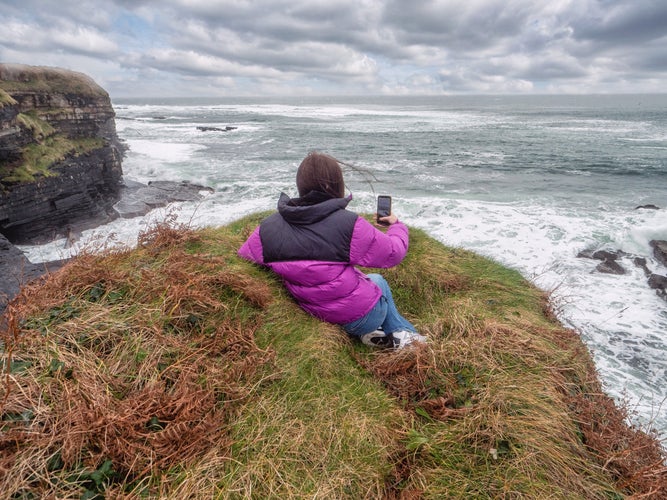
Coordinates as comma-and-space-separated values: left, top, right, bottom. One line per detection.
238, 152, 426, 349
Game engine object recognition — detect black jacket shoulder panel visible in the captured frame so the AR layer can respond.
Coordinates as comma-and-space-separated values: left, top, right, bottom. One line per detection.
260, 207, 358, 263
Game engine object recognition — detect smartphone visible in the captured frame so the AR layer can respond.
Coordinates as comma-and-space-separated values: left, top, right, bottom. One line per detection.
376, 195, 392, 225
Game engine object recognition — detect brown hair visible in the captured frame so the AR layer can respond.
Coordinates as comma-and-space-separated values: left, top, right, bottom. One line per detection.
296, 152, 345, 199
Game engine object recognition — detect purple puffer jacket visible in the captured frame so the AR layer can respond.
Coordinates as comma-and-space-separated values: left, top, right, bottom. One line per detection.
238, 192, 409, 324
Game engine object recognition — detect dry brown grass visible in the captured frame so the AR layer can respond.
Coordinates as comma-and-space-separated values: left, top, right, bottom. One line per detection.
355, 309, 667, 498
0, 222, 276, 497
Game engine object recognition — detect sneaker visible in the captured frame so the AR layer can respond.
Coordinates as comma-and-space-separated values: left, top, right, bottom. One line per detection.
389, 330, 427, 349
360, 330, 393, 348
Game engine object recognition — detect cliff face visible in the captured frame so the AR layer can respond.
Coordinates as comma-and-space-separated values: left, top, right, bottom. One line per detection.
0, 89, 31, 164
0, 148, 123, 242
0, 64, 123, 244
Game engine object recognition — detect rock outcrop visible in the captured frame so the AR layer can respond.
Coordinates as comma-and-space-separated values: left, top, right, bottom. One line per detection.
1, 148, 123, 243
577, 248, 628, 275
0, 232, 66, 313
0, 63, 124, 244
650, 240, 667, 267
115, 180, 214, 219
578, 240, 667, 302
196, 125, 237, 132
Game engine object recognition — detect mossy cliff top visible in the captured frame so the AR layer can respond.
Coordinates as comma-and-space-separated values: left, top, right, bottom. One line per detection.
1, 215, 665, 499
0, 64, 109, 99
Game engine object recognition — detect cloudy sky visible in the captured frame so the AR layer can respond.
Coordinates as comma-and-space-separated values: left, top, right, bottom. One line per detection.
1, 0, 666, 98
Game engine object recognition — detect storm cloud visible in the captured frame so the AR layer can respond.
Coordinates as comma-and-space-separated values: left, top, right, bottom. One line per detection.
1, 0, 665, 97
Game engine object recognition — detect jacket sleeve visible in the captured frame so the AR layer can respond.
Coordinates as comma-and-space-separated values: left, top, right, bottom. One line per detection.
238, 226, 266, 265
349, 217, 409, 268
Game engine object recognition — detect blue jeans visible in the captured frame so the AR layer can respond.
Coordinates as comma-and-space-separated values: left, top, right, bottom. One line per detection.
342, 274, 417, 338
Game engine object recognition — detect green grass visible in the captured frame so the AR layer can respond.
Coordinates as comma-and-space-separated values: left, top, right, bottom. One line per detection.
0, 123, 104, 184
1, 216, 664, 498
0, 88, 17, 107
16, 111, 55, 140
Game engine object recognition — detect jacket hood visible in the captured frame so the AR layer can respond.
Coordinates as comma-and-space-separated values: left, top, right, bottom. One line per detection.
277, 191, 352, 225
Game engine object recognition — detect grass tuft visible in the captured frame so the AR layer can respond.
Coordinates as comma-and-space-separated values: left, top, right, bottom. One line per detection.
0, 88, 17, 107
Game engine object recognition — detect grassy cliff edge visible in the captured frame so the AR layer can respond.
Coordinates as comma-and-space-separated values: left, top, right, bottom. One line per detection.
1, 214, 665, 498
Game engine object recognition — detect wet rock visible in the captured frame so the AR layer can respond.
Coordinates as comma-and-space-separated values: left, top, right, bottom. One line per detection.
196, 126, 237, 132
648, 273, 667, 301
592, 249, 626, 261
578, 248, 627, 274
576, 249, 595, 259
577, 248, 626, 261
635, 204, 660, 210
633, 257, 651, 277
114, 180, 214, 218
595, 259, 626, 275
649, 240, 667, 267
113, 181, 213, 219
0, 233, 67, 316
578, 244, 667, 300
648, 274, 667, 289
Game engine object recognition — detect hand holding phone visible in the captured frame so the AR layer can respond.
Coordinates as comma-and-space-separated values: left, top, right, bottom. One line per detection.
376, 195, 392, 226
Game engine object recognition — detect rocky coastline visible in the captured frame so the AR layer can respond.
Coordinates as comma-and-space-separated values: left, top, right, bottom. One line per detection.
576, 206, 667, 302
0, 64, 212, 314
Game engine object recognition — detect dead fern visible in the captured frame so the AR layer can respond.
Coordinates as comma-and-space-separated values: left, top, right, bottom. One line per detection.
0, 221, 276, 497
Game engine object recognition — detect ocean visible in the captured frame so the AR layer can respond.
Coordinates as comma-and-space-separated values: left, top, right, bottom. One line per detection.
19, 94, 667, 440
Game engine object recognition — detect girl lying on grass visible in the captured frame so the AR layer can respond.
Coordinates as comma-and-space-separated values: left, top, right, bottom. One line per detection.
238, 151, 426, 349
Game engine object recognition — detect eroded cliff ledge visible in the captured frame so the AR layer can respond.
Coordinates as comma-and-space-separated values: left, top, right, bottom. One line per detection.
0, 63, 124, 244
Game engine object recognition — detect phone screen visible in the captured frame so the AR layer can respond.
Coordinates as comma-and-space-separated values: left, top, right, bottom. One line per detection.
377, 195, 392, 225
